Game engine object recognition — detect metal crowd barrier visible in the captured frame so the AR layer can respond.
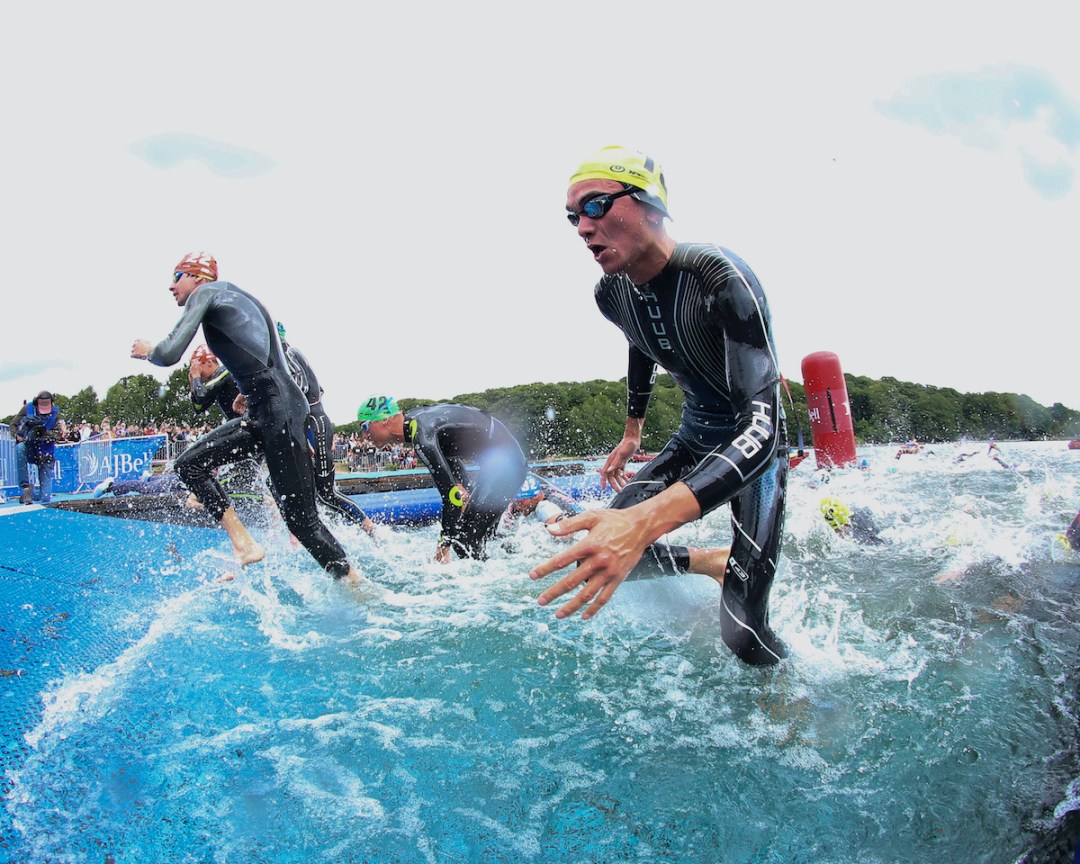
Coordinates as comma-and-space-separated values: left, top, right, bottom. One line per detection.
0, 424, 18, 492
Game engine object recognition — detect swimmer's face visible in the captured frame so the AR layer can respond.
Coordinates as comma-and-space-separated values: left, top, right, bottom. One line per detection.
361, 418, 394, 447
170, 271, 202, 306
510, 493, 543, 514
566, 179, 654, 279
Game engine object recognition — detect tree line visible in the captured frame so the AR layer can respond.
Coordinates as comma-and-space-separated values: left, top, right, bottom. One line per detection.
6, 369, 1078, 459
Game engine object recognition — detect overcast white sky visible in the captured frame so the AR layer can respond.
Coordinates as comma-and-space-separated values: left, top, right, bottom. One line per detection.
3, 2, 1077, 425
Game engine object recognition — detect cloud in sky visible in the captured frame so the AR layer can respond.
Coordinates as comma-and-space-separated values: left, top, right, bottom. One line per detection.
128, 134, 276, 179
0, 360, 74, 385
877, 64, 1080, 200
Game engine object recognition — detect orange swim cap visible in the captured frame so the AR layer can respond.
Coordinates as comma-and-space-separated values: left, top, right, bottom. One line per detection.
175, 251, 218, 281
190, 344, 217, 365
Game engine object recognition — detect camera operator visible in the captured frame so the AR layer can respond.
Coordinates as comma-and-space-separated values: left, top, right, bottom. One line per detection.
13, 391, 67, 504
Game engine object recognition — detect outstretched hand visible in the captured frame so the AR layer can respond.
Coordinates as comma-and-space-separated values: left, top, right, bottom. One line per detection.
528, 508, 650, 620
529, 482, 701, 621
131, 339, 152, 360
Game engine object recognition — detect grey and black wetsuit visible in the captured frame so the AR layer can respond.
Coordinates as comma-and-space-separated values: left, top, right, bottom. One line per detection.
190, 366, 243, 420
595, 243, 788, 665
148, 281, 351, 578
282, 341, 370, 527
404, 404, 527, 559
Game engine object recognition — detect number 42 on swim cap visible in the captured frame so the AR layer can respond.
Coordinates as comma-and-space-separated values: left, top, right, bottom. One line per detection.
357, 395, 399, 423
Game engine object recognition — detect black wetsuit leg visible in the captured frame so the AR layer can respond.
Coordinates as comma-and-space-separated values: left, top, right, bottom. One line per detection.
449, 445, 527, 559
719, 453, 788, 665
612, 437, 788, 665
246, 373, 351, 578
306, 409, 369, 527
1066, 511, 1080, 552
175, 418, 262, 520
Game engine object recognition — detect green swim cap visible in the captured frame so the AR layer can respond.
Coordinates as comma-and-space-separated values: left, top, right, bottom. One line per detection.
569, 145, 670, 217
357, 395, 399, 423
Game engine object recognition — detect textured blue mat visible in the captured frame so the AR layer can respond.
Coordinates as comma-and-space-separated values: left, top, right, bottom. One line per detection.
0, 508, 222, 857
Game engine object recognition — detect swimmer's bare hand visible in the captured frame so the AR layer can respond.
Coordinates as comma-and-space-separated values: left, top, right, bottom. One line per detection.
131, 339, 152, 360
529, 509, 647, 620
434, 544, 452, 564
599, 438, 640, 493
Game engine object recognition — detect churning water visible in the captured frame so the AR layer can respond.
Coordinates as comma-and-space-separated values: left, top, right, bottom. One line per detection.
4, 440, 1078, 863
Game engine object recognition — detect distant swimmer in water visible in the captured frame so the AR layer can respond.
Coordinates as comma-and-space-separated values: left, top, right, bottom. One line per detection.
987, 440, 1015, 470
531, 145, 787, 665
820, 497, 884, 545
895, 440, 922, 459
357, 396, 527, 563
498, 474, 580, 554
130, 252, 364, 586
1057, 509, 1080, 552
500, 473, 581, 532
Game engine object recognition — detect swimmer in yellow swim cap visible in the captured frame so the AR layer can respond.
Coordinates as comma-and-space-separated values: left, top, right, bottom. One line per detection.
820, 497, 852, 532
567, 145, 671, 219
532, 145, 790, 668
820, 496, 884, 545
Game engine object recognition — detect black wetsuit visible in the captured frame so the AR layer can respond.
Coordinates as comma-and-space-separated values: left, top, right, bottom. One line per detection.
282, 341, 370, 527
148, 281, 351, 578
849, 507, 884, 545
595, 243, 788, 665
190, 366, 243, 420
182, 364, 266, 497
404, 404, 527, 559
1067, 510, 1080, 552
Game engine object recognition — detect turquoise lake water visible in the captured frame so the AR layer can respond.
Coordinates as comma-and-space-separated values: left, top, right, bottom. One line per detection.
2, 440, 1078, 863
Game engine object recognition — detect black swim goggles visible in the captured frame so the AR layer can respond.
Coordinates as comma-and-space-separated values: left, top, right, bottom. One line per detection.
566, 186, 638, 226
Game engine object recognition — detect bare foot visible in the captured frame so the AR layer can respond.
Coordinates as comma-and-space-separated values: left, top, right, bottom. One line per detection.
933, 569, 963, 584
343, 568, 384, 601
689, 546, 730, 587
234, 543, 266, 566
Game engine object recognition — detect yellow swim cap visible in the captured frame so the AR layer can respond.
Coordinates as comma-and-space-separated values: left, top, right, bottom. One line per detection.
569, 145, 670, 217
820, 497, 851, 531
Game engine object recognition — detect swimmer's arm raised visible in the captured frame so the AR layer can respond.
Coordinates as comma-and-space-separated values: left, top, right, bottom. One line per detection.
144, 286, 217, 367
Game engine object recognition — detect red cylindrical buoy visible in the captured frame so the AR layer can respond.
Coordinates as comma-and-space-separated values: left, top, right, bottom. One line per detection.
801, 351, 857, 469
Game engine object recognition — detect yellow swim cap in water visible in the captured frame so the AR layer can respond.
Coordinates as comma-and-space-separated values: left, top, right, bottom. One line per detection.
820, 497, 851, 531
569, 145, 670, 217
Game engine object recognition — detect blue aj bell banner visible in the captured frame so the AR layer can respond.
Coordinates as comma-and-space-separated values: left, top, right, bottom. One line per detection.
51, 435, 167, 493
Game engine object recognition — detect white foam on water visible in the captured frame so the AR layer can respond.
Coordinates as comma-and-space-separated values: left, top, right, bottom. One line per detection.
21, 588, 207, 750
